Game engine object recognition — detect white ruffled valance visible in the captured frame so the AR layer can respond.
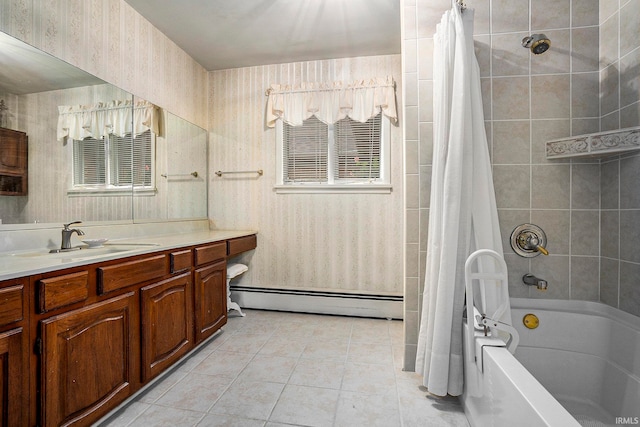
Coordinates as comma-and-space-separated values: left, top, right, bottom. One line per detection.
266, 76, 397, 128
57, 99, 160, 141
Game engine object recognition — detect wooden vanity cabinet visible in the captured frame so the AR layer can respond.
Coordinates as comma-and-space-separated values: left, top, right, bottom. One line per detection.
193, 242, 228, 344
0, 279, 29, 427
0, 127, 28, 196
39, 292, 138, 427
140, 272, 194, 382
194, 259, 227, 344
0, 233, 256, 427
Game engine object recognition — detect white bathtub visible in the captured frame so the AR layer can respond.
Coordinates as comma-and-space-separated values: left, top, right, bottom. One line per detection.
462, 298, 640, 427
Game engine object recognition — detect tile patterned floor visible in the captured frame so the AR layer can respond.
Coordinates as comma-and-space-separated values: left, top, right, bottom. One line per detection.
98, 310, 470, 427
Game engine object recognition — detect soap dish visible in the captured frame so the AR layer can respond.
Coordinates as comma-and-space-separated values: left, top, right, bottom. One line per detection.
82, 238, 109, 248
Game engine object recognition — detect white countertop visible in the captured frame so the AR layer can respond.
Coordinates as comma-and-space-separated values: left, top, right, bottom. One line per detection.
0, 229, 256, 281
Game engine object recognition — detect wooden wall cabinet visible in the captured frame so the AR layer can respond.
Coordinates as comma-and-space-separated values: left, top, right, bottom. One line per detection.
0, 127, 28, 196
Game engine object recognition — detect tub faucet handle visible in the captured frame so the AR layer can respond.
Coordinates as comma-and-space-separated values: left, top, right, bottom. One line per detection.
525, 234, 549, 255
511, 224, 549, 257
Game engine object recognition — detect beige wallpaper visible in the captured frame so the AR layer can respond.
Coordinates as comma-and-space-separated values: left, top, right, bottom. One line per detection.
209, 55, 404, 295
0, 0, 208, 129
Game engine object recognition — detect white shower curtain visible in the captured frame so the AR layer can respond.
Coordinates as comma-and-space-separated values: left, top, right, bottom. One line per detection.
415, 3, 506, 397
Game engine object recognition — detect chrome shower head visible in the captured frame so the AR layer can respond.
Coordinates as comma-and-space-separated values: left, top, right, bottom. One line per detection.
522, 34, 551, 54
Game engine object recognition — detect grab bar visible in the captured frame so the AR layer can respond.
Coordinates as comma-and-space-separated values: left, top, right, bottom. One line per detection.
464, 250, 519, 368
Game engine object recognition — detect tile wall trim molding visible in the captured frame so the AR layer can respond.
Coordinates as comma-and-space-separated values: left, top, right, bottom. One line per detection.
546, 126, 640, 159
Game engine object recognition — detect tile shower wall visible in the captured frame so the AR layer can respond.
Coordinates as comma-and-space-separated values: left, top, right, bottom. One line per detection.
599, 1, 640, 316
208, 56, 405, 296
0, 0, 208, 129
600, 0, 640, 131
402, 0, 617, 370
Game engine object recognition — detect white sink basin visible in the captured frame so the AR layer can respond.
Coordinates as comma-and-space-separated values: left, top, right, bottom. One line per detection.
9, 243, 159, 261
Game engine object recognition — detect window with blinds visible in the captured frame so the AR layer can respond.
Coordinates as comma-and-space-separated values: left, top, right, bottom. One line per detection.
334, 114, 381, 182
280, 113, 387, 188
73, 137, 106, 186
72, 130, 154, 191
283, 115, 328, 183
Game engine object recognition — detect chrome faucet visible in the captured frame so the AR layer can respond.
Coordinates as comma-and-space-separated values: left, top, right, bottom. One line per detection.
60, 221, 85, 250
523, 274, 548, 291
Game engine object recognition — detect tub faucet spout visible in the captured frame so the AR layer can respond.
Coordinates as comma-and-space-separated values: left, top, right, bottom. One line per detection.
523, 274, 548, 290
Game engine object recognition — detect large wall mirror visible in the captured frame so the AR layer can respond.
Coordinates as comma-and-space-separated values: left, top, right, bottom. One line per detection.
0, 31, 207, 228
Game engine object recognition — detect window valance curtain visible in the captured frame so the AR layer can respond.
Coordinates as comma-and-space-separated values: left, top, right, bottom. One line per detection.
266, 76, 397, 128
57, 99, 160, 141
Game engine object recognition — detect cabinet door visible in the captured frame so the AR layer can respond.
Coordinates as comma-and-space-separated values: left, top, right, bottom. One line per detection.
40, 292, 137, 427
140, 273, 193, 382
194, 260, 227, 344
0, 327, 27, 427
0, 128, 27, 173
0, 127, 27, 195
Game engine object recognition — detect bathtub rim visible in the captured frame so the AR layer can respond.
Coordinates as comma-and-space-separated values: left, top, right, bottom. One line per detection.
462, 297, 639, 426
510, 297, 640, 331
461, 321, 581, 427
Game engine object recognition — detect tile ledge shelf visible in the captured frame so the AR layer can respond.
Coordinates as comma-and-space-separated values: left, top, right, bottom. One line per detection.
546, 126, 640, 159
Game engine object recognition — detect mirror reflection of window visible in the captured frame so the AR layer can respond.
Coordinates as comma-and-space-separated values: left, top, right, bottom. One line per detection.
0, 30, 208, 225
72, 130, 154, 191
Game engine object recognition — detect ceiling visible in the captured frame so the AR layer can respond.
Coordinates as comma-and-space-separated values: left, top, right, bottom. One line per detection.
125, 0, 401, 71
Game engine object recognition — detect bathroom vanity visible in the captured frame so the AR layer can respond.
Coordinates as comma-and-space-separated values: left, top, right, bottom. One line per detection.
0, 230, 256, 427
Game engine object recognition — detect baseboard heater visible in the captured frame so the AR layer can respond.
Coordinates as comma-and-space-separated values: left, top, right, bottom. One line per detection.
230, 286, 403, 320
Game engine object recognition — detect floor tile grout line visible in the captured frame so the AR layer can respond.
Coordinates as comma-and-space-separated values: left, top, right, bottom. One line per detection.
262, 325, 307, 425
331, 319, 356, 426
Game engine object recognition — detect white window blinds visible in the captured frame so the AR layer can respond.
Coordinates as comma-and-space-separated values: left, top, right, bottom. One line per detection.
73, 138, 106, 185
335, 114, 381, 182
281, 113, 384, 185
283, 116, 328, 183
73, 130, 153, 189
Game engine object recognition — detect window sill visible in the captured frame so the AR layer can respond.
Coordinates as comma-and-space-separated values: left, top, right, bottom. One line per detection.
274, 184, 392, 194
67, 187, 157, 197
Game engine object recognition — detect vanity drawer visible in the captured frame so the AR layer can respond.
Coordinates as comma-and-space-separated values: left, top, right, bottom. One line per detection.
170, 250, 193, 274
37, 271, 89, 313
98, 254, 168, 294
195, 242, 226, 266
227, 235, 257, 257
0, 284, 24, 325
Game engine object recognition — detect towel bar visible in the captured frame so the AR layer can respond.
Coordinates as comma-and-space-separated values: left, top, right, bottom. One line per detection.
161, 171, 199, 178
215, 169, 263, 177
